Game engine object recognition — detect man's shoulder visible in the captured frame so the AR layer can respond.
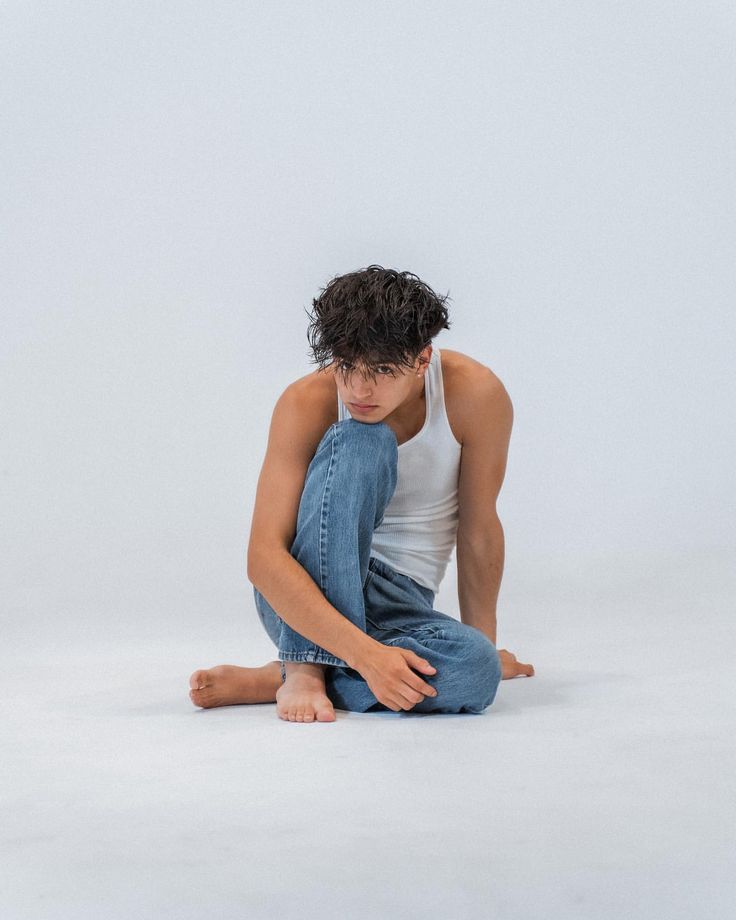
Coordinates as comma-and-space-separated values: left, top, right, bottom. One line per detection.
441, 347, 505, 387
275, 364, 339, 436
441, 349, 512, 446
291, 362, 338, 404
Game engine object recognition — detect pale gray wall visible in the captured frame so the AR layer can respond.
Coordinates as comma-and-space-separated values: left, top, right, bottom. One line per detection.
2, 1, 734, 643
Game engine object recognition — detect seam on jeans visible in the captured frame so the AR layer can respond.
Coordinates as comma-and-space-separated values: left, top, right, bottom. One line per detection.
364, 616, 445, 639
318, 424, 339, 597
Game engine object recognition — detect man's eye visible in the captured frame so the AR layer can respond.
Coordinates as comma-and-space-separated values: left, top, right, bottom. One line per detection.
337, 361, 392, 376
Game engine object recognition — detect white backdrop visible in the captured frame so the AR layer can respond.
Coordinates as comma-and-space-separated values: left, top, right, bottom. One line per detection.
3, 6, 736, 919
2, 1, 734, 649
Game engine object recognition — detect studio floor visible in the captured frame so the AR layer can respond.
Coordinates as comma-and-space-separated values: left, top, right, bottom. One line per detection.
4, 550, 734, 920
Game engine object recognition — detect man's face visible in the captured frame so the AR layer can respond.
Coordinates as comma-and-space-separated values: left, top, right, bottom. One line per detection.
331, 347, 431, 421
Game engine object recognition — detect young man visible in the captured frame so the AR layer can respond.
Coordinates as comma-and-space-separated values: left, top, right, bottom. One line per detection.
190, 265, 534, 721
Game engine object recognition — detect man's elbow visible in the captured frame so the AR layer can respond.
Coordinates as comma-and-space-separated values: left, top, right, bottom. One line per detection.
457, 518, 504, 556
247, 543, 266, 583
247, 541, 290, 583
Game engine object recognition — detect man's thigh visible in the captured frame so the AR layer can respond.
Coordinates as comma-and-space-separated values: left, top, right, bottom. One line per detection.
363, 557, 460, 641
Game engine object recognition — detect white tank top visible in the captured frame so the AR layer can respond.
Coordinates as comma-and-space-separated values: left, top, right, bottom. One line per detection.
337, 346, 462, 593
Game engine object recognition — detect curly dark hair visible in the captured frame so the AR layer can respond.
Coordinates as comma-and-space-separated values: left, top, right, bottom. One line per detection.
305, 264, 452, 381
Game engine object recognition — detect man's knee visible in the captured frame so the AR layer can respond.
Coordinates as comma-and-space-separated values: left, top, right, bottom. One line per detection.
305, 419, 396, 487
332, 419, 398, 492
336, 417, 397, 452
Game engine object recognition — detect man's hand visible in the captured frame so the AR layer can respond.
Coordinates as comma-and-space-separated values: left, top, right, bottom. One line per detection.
353, 642, 439, 711
498, 648, 535, 679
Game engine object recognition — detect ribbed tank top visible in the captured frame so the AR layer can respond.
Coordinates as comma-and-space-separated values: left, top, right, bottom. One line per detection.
336, 346, 462, 594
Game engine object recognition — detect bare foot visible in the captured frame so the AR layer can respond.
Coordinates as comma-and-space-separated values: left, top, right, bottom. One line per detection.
189, 662, 283, 708
276, 661, 336, 723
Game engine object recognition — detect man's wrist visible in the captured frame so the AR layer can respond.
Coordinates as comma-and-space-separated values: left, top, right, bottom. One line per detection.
342, 629, 381, 671
461, 616, 497, 647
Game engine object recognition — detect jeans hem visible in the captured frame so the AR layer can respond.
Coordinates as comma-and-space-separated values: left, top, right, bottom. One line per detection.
278, 652, 349, 668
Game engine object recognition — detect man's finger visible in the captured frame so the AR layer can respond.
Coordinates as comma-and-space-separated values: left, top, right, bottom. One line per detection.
516, 662, 534, 676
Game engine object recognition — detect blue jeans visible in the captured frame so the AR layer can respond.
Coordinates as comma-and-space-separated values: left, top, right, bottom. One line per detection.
253, 418, 502, 714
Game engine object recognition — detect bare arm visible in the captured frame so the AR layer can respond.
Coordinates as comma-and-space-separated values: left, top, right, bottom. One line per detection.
248, 547, 379, 669
455, 371, 512, 645
455, 370, 534, 678
457, 516, 504, 645
246, 381, 380, 670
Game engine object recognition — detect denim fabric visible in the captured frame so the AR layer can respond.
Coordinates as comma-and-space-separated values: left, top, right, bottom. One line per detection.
253, 417, 502, 714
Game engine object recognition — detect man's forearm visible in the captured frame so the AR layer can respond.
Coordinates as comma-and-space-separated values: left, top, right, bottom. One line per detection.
456, 521, 505, 646
248, 547, 380, 669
